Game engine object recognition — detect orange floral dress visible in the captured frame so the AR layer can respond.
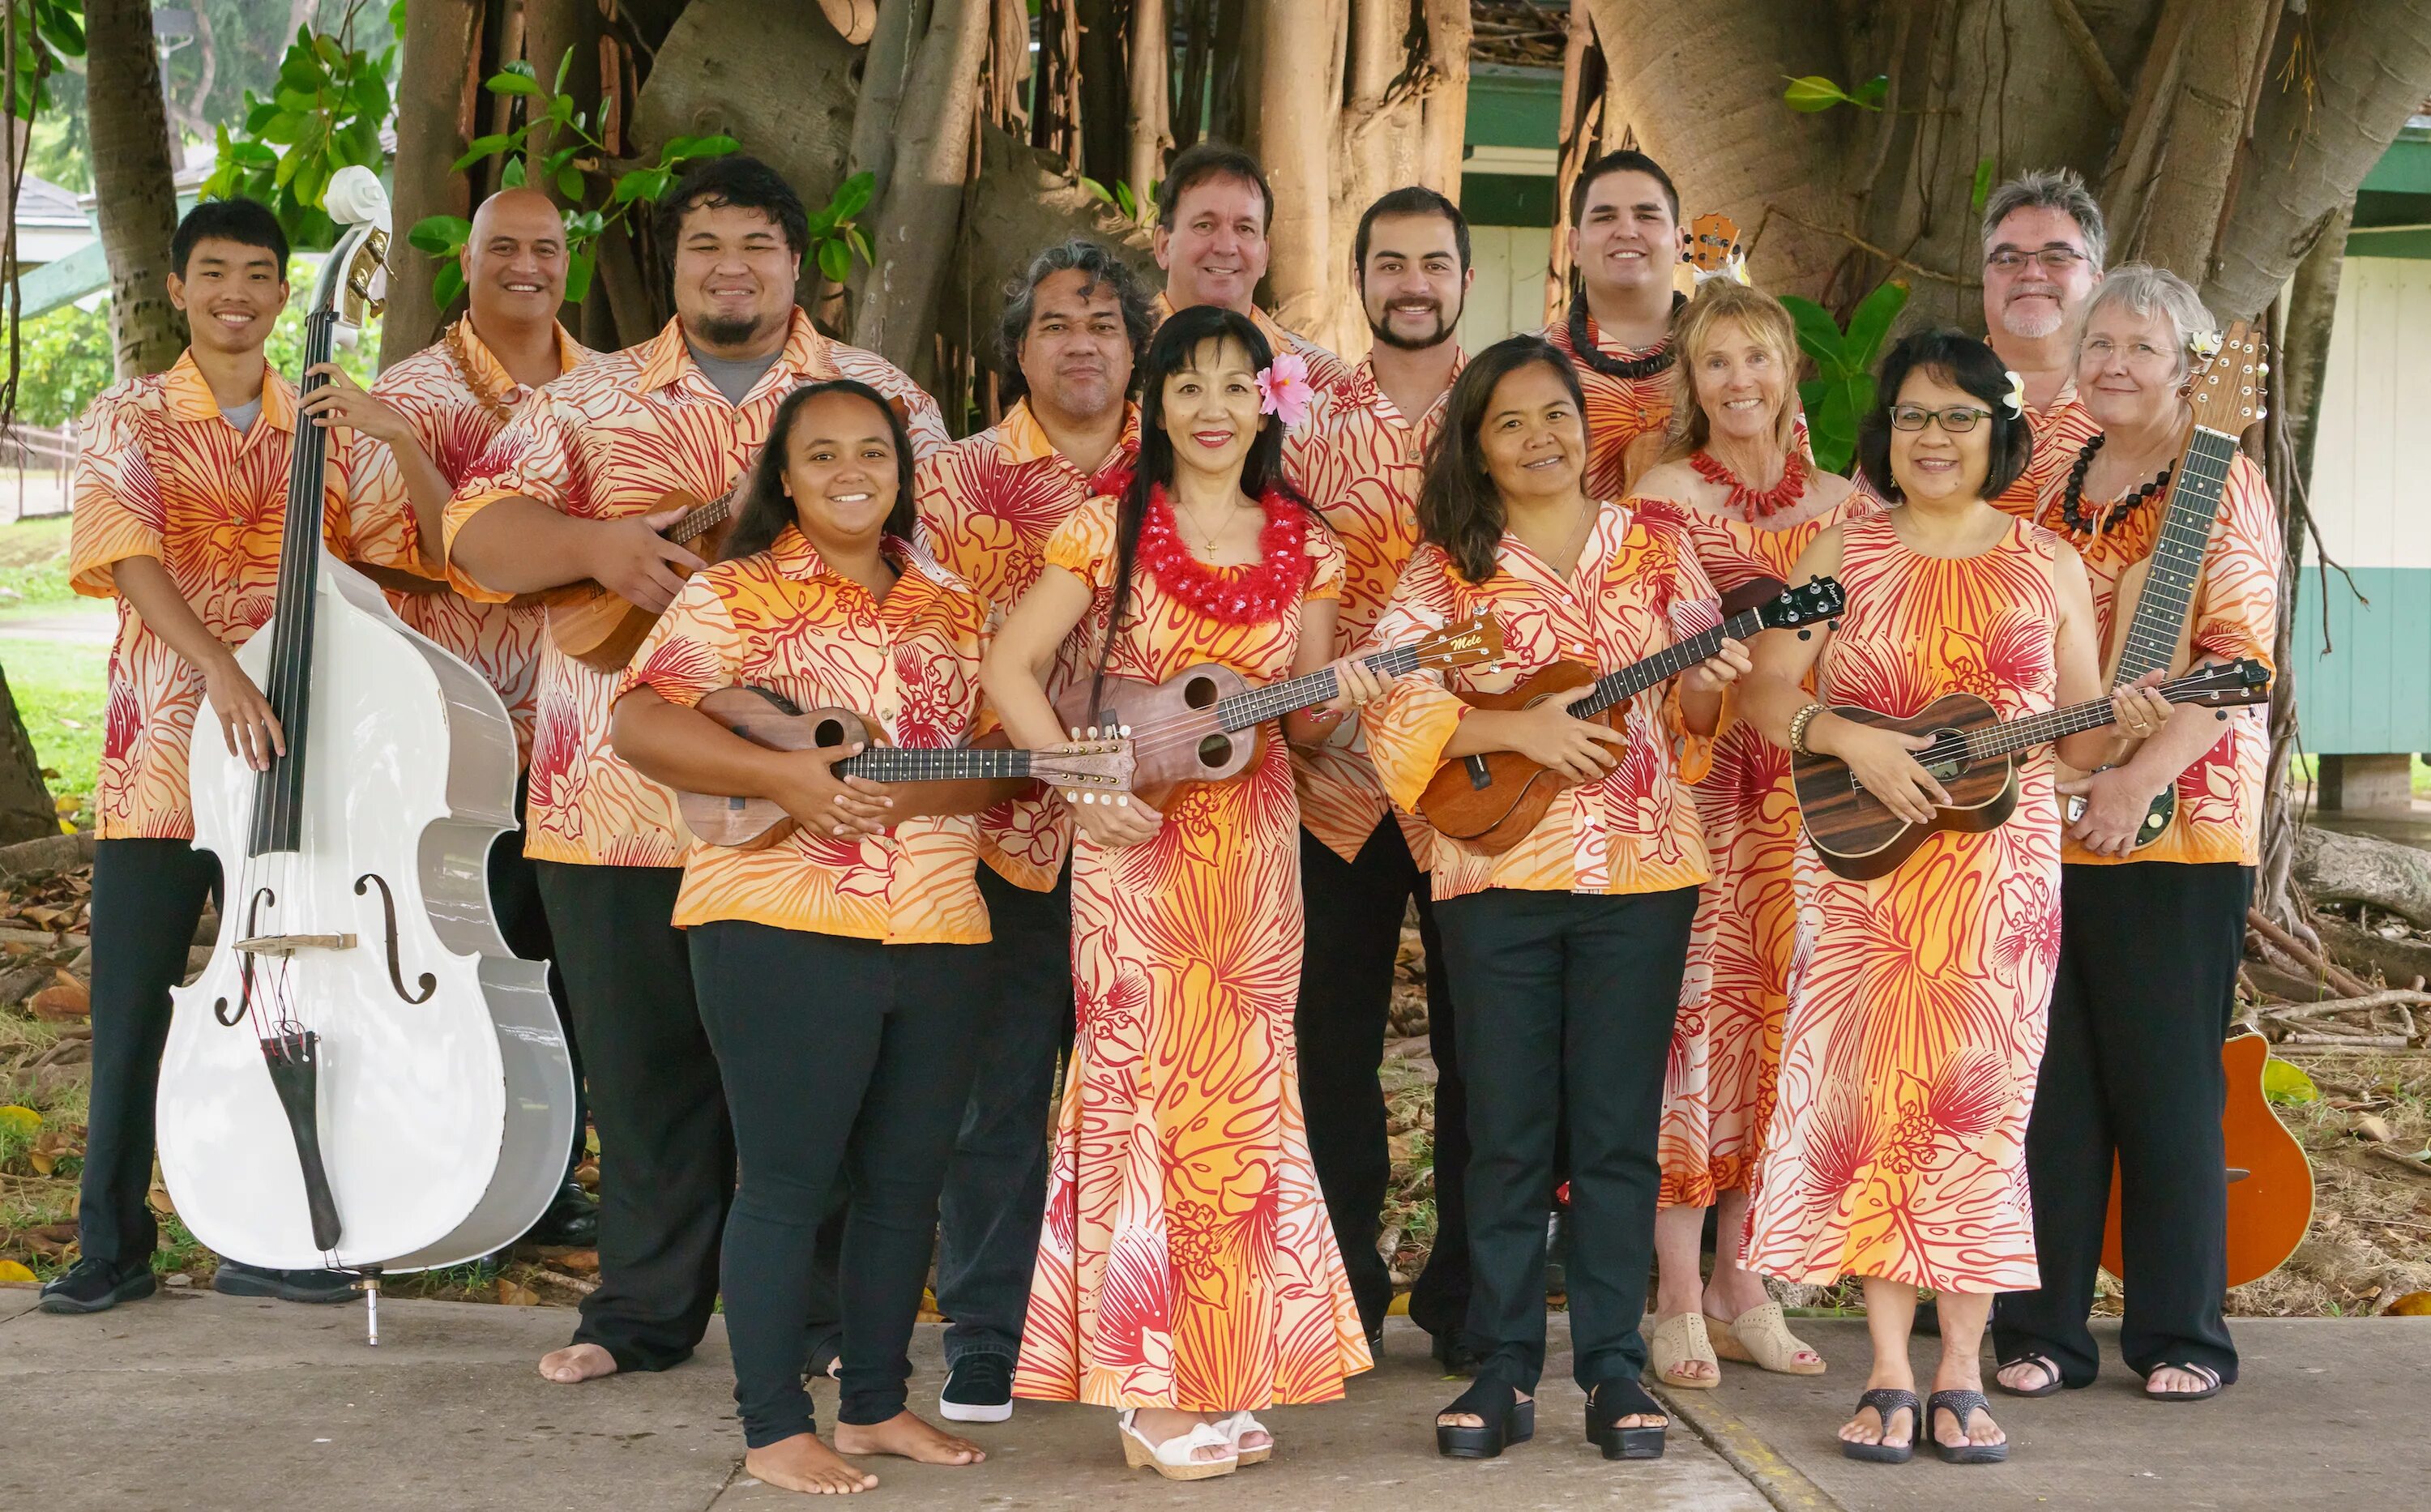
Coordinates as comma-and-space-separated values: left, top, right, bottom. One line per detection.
1640, 489, 1876, 1209
1742, 512, 2064, 1292
1012, 494, 1373, 1412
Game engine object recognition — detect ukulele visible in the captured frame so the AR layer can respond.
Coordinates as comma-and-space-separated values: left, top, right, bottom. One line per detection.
1420, 577, 1845, 854
1054, 614, 1505, 808
545, 487, 737, 673
1685, 212, 1745, 284
2060, 322, 2268, 847
1795, 659, 2271, 882
679, 687, 1137, 850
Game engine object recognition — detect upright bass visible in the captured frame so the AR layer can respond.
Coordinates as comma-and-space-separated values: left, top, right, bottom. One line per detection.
155, 169, 576, 1313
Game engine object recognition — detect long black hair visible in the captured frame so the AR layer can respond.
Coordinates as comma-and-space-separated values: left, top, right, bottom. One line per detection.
1856, 328, 2032, 503
1417, 335, 1590, 583
1089, 303, 1312, 713
724, 379, 918, 561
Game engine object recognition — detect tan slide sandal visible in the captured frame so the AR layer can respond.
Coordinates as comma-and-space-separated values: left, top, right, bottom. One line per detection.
1709, 1300, 1826, 1375
1647, 1310, 1720, 1389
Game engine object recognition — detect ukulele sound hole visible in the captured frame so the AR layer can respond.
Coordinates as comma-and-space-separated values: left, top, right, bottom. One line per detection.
1920, 728, 1967, 784
812, 716, 850, 748
1198, 733, 1233, 769
1182, 674, 1222, 711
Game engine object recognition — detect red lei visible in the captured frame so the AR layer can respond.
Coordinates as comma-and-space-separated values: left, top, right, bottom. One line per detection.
1690, 448, 1809, 520
1134, 483, 1311, 625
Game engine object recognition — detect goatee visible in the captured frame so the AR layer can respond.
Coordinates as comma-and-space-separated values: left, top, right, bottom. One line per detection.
694, 312, 773, 348
1369, 302, 1459, 352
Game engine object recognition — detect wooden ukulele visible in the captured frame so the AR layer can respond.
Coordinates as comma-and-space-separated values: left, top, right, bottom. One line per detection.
1053, 614, 1504, 808
2060, 322, 2268, 847
1795, 659, 2271, 882
1686, 212, 1744, 280
680, 688, 1135, 850
1420, 577, 1845, 854
545, 487, 737, 673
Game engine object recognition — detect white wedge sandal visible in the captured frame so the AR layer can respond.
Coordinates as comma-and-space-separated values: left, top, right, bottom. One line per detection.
1118, 1409, 1239, 1480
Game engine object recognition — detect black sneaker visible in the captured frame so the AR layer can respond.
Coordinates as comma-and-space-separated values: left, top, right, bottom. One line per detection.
939, 1352, 1014, 1424
37, 1258, 156, 1314
211, 1261, 359, 1304
1430, 1330, 1480, 1377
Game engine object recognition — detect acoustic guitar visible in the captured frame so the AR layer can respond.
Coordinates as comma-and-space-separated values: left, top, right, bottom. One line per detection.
1054, 613, 1504, 808
679, 688, 1136, 850
1794, 659, 2272, 882
545, 487, 737, 673
1420, 577, 1845, 854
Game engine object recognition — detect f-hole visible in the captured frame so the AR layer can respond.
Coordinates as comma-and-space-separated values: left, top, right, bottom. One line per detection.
354, 873, 437, 1004
213, 886, 275, 1027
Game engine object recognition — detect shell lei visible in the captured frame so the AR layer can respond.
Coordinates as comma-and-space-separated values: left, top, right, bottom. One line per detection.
1136, 484, 1312, 625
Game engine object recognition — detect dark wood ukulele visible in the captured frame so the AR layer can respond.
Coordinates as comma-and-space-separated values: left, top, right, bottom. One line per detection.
1419, 577, 1845, 855
545, 487, 737, 673
1052, 614, 1505, 808
679, 688, 1136, 850
1793, 659, 2271, 882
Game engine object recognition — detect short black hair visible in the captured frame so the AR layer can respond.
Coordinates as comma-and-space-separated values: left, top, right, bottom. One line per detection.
1156, 141, 1273, 233
1856, 328, 2033, 503
174, 196, 288, 280
652, 155, 809, 274
725, 379, 920, 561
1354, 186, 1471, 274
1569, 148, 1680, 227
996, 239, 1156, 402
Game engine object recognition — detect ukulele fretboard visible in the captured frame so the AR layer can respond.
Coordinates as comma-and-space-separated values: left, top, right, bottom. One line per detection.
1211, 643, 1425, 732
837, 748, 1034, 783
1574, 606, 1765, 720
1920, 668, 2242, 767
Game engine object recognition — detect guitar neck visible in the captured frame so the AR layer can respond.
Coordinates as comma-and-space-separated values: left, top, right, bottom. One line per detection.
2111, 426, 2240, 684
1934, 673, 2224, 766
1211, 643, 1425, 732
1574, 606, 1763, 720
665, 497, 731, 547
836, 746, 1036, 783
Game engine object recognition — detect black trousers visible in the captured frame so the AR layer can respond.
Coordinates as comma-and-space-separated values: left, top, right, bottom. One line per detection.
535, 862, 732, 1372
1994, 862, 2249, 1386
487, 779, 587, 1178
690, 920, 989, 1447
1293, 819, 1470, 1341
76, 838, 220, 1271
1436, 885, 1695, 1390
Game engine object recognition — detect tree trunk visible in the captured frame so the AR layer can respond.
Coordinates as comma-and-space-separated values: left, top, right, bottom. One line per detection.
521, 0, 603, 199
851, 0, 993, 374
87, 0, 187, 378
1126, 0, 1172, 206
2108, 0, 2276, 284
1255, 0, 1344, 344
1076, 0, 1130, 189
2295, 827, 2431, 929
1419, 0, 1472, 197
0, 663, 53, 846
383, 0, 486, 365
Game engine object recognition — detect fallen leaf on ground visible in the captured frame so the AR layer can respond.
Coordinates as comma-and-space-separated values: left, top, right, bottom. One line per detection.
2354, 1114, 2395, 1143
2384, 1291, 2431, 1316
2263, 1057, 2319, 1105
495, 1276, 539, 1305
0, 1104, 40, 1138
0, 1259, 36, 1283
545, 1249, 597, 1275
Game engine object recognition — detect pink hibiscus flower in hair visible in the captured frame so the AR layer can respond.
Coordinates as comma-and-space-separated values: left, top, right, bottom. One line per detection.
1256, 351, 1314, 429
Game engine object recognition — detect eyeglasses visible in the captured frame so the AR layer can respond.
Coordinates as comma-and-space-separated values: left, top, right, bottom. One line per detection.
1888, 404, 1993, 434
1985, 247, 2089, 274
2079, 336, 2172, 364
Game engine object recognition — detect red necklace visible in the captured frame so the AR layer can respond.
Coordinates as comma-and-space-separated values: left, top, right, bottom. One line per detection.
1689, 448, 1809, 520
1134, 483, 1311, 625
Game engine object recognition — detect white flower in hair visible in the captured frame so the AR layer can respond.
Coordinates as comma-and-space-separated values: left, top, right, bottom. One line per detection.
2001, 369, 2027, 417
2189, 328, 2224, 361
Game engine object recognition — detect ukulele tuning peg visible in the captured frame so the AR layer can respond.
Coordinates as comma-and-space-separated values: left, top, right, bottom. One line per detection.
1797, 629, 1813, 641
2255, 406, 2267, 421
2257, 361, 2271, 376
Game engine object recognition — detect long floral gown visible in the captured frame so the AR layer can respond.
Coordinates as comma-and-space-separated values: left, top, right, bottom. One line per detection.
1741, 511, 2063, 1292
1635, 490, 1875, 1209
1013, 494, 1373, 1412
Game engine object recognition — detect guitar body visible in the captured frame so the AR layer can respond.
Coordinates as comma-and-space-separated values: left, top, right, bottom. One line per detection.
2100, 1031, 2315, 1287
545, 490, 732, 675
1417, 661, 1613, 854
1793, 693, 2022, 881
1053, 664, 1261, 808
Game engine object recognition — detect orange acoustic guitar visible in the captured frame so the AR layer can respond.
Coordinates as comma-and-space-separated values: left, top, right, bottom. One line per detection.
545, 487, 737, 674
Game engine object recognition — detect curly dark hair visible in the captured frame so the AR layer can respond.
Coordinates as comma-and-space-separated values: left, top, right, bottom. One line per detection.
1855, 329, 2033, 503
1417, 335, 1590, 583
724, 380, 918, 561
651, 155, 809, 276
994, 239, 1156, 404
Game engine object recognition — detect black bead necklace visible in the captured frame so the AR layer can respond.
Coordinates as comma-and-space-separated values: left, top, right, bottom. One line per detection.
1565, 287, 1688, 380
2060, 434, 2173, 539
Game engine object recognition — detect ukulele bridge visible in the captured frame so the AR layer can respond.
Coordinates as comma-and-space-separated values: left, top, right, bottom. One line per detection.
237, 933, 359, 957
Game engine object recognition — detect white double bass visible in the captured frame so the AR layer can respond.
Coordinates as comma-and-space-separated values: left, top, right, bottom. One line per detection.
156, 169, 575, 1328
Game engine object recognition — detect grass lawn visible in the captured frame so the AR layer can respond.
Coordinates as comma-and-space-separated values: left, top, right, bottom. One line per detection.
0, 514, 75, 609
0, 634, 105, 821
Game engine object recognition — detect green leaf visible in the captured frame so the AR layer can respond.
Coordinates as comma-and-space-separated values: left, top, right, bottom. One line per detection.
556, 164, 587, 202
487, 70, 542, 97
1852, 75, 1891, 109
408, 216, 474, 255
1779, 294, 1849, 370
502, 156, 528, 189
1782, 75, 1851, 113
1970, 156, 1996, 215
261, 111, 309, 146
1807, 386, 1858, 475
245, 98, 281, 134
563, 248, 595, 305
1842, 280, 1911, 370
33, 9, 83, 58
451, 134, 513, 173
1078, 175, 1115, 206
433, 260, 467, 309
828, 170, 874, 223
817, 237, 852, 284
565, 210, 609, 241
846, 226, 874, 265
1115, 181, 1138, 220
664, 133, 741, 165
611, 166, 672, 204
553, 45, 578, 96
314, 34, 346, 70
2262, 1057, 2320, 1106
548, 94, 575, 126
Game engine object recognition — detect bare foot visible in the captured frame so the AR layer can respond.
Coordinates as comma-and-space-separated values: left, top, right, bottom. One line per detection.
1996, 1356, 2058, 1394
1436, 1387, 1532, 1431
746, 1433, 880, 1495
1839, 1378, 1915, 1450
537, 1343, 618, 1385
2145, 1364, 2221, 1399
1133, 1407, 1232, 1463
1929, 1389, 2005, 1451
1225, 1412, 1272, 1456
832, 1411, 986, 1466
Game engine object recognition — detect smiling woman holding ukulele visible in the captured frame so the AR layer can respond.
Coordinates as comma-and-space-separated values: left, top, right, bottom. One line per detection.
1362, 335, 1748, 1467
1733, 331, 2173, 1468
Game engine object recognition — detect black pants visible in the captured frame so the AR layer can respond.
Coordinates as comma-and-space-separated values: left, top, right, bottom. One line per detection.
535, 861, 732, 1372
1293, 820, 1470, 1341
1437, 885, 1695, 1390
1994, 862, 2249, 1386
76, 838, 220, 1271
690, 920, 989, 1447
487, 779, 587, 1178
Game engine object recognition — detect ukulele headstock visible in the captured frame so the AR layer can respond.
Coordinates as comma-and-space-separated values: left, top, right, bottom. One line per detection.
1757, 575, 1846, 631
1414, 613, 1506, 673
2170, 657, 2272, 710
1685, 213, 1745, 282
2186, 319, 2266, 436
1038, 737, 1138, 805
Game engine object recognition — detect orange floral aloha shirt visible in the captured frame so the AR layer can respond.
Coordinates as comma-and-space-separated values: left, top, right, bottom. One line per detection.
69, 352, 368, 840
443, 310, 948, 867
1543, 314, 1674, 502
1151, 292, 1352, 405
1365, 499, 1720, 901
344, 318, 592, 767
1998, 378, 2100, 512
617, 525, 992, 943
1282, 352, 1462, 864
916, 398, 1139, 889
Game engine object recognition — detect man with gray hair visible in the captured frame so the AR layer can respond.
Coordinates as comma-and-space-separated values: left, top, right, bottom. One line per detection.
1980, 168, 2105, 505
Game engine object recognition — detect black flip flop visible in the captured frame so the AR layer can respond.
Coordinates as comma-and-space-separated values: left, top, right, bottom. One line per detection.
1584, 1377, 1667, 1460
1436, 1373, 1535, 1459
1994, 1352, 2066, 1398
1927, 1389, 2009, 1464
2144, 1362, 2224, 1402
1840, 1386, 1919, 1463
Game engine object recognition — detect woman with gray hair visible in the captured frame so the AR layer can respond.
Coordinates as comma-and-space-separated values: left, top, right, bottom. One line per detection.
1989, 263, 2282, 1404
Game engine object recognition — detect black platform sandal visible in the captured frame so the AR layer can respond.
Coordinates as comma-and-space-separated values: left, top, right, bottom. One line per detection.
1926, 1389, 2008, 1464
1583, 1377, 1667, 1460
1993, 1352, 2065, 1398
2144, 1361, 2223, 1402
1839, 1386, 1919, 1463
1435, 1373, 1535, 1459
